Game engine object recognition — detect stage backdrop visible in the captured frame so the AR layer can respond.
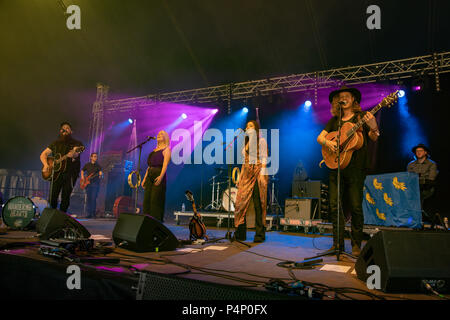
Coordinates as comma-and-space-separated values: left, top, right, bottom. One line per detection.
363, 172, 422, 228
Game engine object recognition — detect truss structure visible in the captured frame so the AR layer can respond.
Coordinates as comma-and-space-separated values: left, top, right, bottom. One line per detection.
89, 51, 450, 154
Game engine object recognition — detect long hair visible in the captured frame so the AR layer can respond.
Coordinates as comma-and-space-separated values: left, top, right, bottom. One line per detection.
245, 120, 260, 159
157, 130, 170, 148
330, 95, 362, 117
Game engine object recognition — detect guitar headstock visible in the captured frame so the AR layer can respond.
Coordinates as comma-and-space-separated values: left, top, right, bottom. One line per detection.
185, 190, 194, 203
380, 91, 399, 108
74, 146, 85, 153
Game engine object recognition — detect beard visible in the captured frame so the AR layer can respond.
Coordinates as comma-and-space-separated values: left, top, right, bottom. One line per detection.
57, 132, 72, 142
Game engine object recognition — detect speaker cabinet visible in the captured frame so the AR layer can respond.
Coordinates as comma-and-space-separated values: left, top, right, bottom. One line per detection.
36, 208, 91, 240
112, 213, 179, 252
355, 230, 450, 293
284, 198, 319, 219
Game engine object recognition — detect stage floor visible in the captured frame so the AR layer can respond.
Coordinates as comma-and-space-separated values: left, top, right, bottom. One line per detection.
0, 218, 446, 300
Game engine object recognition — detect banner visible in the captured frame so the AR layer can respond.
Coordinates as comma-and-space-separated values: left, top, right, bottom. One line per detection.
363, 172, 422, 228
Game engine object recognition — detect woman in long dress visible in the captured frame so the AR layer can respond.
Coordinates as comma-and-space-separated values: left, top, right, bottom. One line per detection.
233, 120, 268, 242
142, 130, 171, 221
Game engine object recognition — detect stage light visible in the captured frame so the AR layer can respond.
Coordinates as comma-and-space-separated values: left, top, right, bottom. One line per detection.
128, 118, 133, 124
398, 90, 405, 98
212, 109, 219, 114
181, 113, 187, 119
305, 100, 312, 107
412, 85, 422, 91
242, 107, 249, 113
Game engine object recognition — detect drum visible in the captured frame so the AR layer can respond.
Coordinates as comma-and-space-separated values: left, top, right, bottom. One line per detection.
112, 196, 136, 218
2, 196, 36, 229
221, 187, 238, 212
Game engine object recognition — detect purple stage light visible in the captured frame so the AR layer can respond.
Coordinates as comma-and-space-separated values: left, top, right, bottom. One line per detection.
212, 109, 219, 114
413, 86, 422, 91
128, 118, 133, 124
181, 113, 188, 119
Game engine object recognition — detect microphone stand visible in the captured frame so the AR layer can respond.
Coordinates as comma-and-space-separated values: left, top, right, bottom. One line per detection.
306, 104, 355, 261
204, 129, 250, 247
126, 136, 154, 214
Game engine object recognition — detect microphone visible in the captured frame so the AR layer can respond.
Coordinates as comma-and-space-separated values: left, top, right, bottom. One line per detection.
147, 136, 156, 140
338, 101, 346, 106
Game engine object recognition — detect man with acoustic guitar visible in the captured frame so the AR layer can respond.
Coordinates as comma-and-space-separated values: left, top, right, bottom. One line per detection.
81, 153, 103, 218
316, 87, 379, 257
40, 122, 84, 213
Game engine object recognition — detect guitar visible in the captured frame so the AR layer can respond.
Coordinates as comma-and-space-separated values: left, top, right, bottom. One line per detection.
185, 190, 208, 241
80, 172, 101, 190
321, 91, 398, 170
42, 146, 85, 181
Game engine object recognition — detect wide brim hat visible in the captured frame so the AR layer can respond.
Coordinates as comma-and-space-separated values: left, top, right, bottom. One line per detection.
328, 86, 361, 103
412, 143, 430, 154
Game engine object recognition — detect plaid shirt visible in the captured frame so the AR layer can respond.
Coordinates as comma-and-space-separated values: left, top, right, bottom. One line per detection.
407, 158, 438, 185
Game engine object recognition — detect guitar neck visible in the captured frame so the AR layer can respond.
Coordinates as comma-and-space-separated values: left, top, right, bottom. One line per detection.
346, 103, 382, 138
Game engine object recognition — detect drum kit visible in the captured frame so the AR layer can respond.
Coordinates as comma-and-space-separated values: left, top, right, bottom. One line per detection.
1, 196, 47, 230
204, 167, 237, 212
203, 166, 281, 215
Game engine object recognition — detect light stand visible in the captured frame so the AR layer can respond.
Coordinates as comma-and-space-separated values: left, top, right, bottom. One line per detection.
307, 105, 355, 261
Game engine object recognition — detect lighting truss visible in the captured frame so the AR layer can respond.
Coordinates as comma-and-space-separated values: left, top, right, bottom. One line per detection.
89, 51, 450, 154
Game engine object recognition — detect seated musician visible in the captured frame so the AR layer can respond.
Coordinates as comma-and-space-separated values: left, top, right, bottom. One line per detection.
407, 143, 439, 218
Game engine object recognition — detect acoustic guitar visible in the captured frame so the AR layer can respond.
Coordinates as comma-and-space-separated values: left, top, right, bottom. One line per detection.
185, 190, 208, 241
321, 91, 398, 170
42, 146, 85, 181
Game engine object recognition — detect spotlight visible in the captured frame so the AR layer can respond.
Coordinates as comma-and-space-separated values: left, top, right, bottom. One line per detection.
242, 107, 249, 113
212, 109, 219, 114
305, 100, 312, 107
128, 118, 133, 124
181, 113, 187, 119
412, 86, 422, 91
398, 90, 405, 98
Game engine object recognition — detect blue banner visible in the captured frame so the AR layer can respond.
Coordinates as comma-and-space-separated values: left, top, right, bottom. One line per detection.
363, 172, 422, 228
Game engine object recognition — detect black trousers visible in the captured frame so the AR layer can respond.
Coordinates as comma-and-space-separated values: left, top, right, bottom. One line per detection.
237, 182, 265, 239
328, 166, 366, 249
86, 183, 100, 218
143, 167, 166, 222
50, 171, 76, 213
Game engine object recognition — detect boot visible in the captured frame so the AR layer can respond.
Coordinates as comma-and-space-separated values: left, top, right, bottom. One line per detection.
234, 224, 247, 241
254, 226, 266, 243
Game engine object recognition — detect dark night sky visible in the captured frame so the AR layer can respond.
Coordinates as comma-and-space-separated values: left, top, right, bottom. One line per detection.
1, 0, 449, 170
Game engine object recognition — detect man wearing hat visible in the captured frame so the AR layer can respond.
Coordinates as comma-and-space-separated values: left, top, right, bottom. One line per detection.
407, 143, 439, 215
317, 86, 380, 257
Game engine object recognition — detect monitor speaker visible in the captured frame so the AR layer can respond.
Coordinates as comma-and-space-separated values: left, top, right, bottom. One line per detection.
36, 208, 91, 240
112, 213, 179, 252
355, 230, 450, 293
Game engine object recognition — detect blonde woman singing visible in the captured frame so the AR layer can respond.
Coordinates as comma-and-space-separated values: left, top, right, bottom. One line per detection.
142, 130, 171, 221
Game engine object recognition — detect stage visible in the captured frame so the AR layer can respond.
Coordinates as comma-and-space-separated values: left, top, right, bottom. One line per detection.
0, 217, 446, 301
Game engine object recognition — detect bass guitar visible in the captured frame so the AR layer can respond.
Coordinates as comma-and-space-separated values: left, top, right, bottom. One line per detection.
321, 91, 398, 170
42, 146, 85, 181
80, 172, 101, 190
185, 190, 208, 241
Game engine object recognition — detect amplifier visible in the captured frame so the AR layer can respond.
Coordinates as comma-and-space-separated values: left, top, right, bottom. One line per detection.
284, 198, 319, 220
292, 180, 322, 198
